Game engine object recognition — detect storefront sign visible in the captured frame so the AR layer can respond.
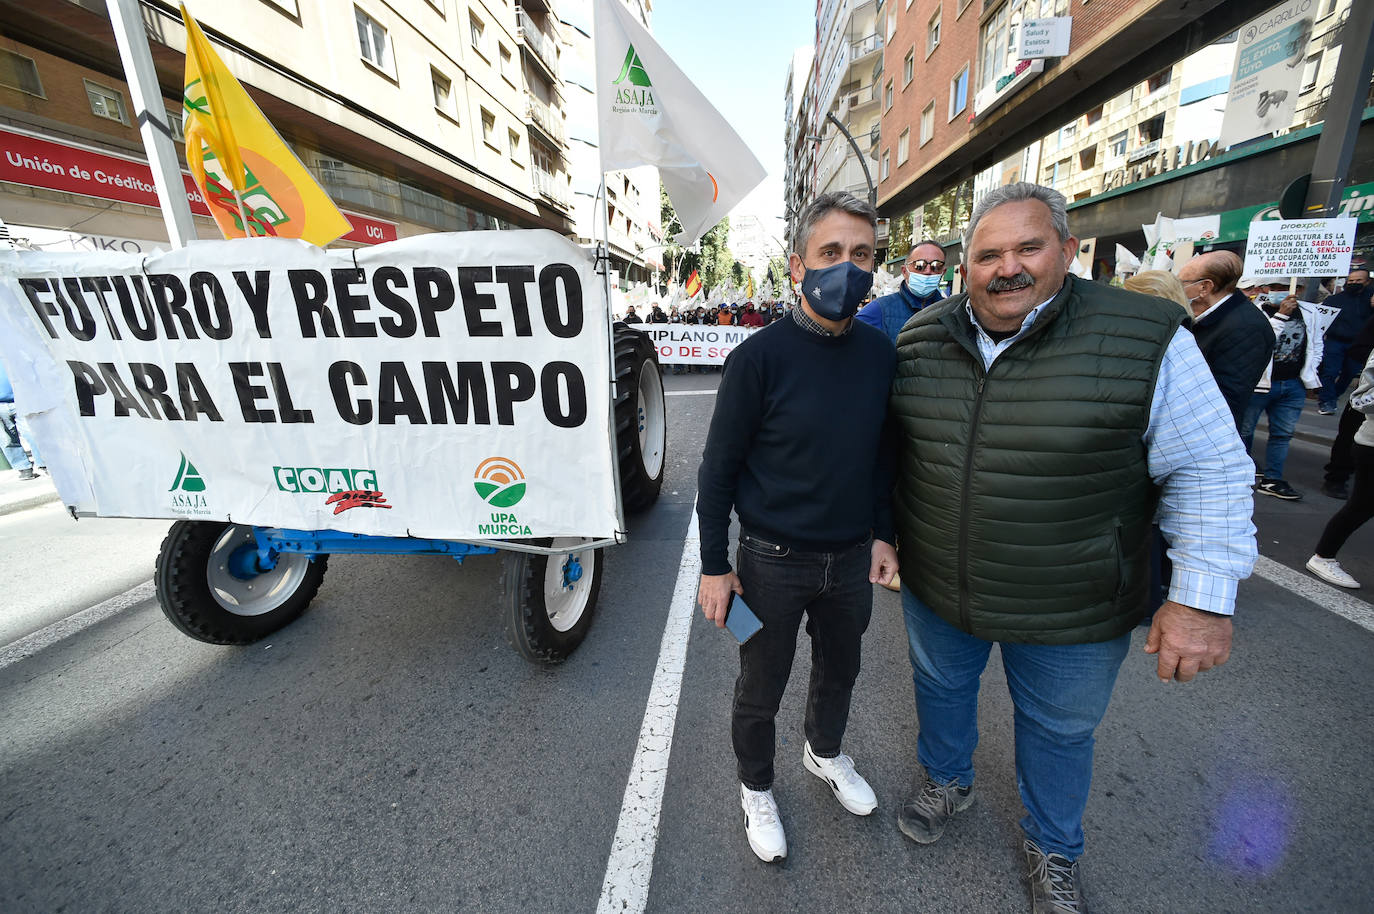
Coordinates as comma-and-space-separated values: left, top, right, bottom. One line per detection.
1017, 17, 1072, 59
972, 58, 1045, 122
340, 211, 397, 245
1242, 217, 1356, 278
1218, 0, 1316, 147
5, 225, 167, 254
0, 127, 211, 215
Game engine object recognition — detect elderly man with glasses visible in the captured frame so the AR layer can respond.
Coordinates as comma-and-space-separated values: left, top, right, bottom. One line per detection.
857, 240, 949, 343
1176, 251, 1276, 433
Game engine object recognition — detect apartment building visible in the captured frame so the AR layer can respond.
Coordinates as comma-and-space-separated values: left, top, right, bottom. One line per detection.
0, 0, 573, 253
782, 44, 814, 253
558, 0, 661, 288
878, 0, 1372, 268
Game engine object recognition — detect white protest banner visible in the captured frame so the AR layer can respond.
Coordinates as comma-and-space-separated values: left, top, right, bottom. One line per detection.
0, 231, 619, 540
1242, 217, 1357, 279
642, 325, 755, 365
1314, 303, 1341, 337
1218, 1, 1315, 148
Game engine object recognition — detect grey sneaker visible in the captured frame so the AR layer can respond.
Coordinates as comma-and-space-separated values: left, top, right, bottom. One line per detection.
1256, 478, 1302, 500
897, 769, 974, 844
1025, 838, 1087, 913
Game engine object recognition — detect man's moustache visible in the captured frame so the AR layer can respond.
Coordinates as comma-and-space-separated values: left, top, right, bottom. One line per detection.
986, 273, 1034, 293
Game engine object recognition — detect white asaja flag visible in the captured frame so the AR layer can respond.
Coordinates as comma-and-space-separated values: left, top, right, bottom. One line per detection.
594, 0, 766, 246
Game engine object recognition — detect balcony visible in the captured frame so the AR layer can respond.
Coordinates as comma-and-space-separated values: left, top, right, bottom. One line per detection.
533, 168, 569, 210
851, 33, 883, 61
525, 95, 566, 147
837, 83, 879, 121
518, 9, 560, 80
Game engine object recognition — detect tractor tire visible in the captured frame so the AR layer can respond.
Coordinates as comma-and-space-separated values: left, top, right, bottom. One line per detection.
502, 538, 604, 663
613, 323, 667, 514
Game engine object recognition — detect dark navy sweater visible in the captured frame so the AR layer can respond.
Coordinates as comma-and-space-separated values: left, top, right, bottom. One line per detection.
696, 313, 897, 576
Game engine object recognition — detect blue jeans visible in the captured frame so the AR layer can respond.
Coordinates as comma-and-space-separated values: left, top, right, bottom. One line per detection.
732, 532, 873, 790
1318, 338, 1358, 409
0, 402, 31, 471
902, 589, 1130, 859
1239, 378, 1308, 480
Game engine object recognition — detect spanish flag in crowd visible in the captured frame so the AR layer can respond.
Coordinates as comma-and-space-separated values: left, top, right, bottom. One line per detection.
684, 270, 702, 299
180, 5, 350, 244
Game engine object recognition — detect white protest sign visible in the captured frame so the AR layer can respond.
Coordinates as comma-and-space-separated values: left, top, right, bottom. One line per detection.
1017, 18, 1072, 59
1242, 217, 1357, 279
0, 231, 619, 539
641, 325, 756, 365
1314, 303, 1341, 336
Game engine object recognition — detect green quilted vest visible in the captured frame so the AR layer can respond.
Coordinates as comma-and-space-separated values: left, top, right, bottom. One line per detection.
891, 275, 1186, 644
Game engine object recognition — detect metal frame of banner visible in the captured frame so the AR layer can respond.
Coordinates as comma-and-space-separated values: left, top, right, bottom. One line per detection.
595, 174, 630, 543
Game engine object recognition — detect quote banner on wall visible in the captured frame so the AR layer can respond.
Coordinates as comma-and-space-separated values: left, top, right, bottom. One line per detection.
0, 231, 619, 540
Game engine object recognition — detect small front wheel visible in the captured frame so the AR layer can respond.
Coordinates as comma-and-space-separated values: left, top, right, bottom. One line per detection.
154, 521, 328, 645
502, 538, 604, 663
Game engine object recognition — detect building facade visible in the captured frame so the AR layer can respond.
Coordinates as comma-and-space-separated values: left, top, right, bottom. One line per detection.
0, 0, 575, 253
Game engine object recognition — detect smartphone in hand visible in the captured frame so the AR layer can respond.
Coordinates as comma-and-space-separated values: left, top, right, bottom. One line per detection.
724, 593, 763, 644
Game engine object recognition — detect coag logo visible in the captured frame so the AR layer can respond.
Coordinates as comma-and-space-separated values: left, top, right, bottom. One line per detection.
473, 457, 526, 508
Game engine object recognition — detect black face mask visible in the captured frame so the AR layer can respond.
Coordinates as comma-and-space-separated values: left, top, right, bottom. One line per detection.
1345, 282, 1366, 296
799, 261, 874, 321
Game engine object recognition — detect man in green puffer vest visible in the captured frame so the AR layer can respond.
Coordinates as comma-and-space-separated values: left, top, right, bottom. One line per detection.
889, 183, 1257, 914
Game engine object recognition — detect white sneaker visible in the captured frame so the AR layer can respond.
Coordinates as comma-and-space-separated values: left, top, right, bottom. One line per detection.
802, 741, 877, 816
1307, 555, 1361, 589
739, 784, 787, 863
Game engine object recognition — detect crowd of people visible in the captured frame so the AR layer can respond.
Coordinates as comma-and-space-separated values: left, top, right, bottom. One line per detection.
692, 184, 1373, 914
622, 301, 789, 327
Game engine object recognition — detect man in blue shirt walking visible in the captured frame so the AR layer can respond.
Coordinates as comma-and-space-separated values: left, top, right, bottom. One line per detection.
856, 239, 947, 342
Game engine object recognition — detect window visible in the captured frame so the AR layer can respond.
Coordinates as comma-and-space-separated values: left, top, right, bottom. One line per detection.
0, 49, 43, 97
1049, 157, 1070, 188
1300, 53, 1321, 93
165, 106, 184, 142
927, 7, 941, 56
508, 128, 523, 163
1107, 131, 1127, 157
903, 48, 914, 86
949, 65, 968, 119
432, 68, 458, 121
979, 1, 1012, 92
1078, 145, 1096, 170
920, 101, 934, 145
887, 11, 897, 40
1058, 123, 1076, 147
355, 7, 391, 73
1085, 105, 1103, 126
481, 107, 497, 148
881, 150, 890, 180
1146, 69, 1171, 94
84, 80, 127, 124
1320, 0, 1337, 17
500, 44, 514, 83
425, 0, 445, 13
898, 127, 910, 163
1138, 113, 1164, 143
885, 79, 894, 110
470, 12, 486, 56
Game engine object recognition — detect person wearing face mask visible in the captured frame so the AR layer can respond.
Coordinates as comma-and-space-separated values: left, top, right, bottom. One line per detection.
856, 240, 948, 342
695, 192, 899, 865
1317, 268, 1373, 415
1176, 251, 1276, 433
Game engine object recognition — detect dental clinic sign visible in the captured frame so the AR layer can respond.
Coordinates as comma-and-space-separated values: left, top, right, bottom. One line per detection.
972, 58, 1045, 122
1017, 18, 1072, 60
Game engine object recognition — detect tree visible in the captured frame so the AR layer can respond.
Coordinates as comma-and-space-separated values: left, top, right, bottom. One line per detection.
765, 256, 789, 292
660, 185, 731, 292
890, 211, 915, 258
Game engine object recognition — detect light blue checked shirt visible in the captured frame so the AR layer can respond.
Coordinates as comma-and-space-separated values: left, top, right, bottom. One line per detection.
965, 297, 1257, 615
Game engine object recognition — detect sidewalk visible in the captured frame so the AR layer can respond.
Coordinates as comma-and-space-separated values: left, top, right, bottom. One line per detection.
0, 468, 60, 517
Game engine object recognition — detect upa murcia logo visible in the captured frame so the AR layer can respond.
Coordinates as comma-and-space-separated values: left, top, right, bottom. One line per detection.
169, 452, 213, 516
474, 457, 531, 535
611, 44, 657, 116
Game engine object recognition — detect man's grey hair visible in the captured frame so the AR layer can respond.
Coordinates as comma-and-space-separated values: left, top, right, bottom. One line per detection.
792, 192, 879, 257
961, 182, 1071, 264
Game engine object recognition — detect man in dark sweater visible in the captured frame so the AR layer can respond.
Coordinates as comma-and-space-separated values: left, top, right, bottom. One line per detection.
696, 192, 898, 864
1317, 268, 1373, 414
1178, 251, 1276, 431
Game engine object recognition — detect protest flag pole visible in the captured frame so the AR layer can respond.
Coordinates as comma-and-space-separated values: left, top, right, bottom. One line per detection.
105, 0, 197, 248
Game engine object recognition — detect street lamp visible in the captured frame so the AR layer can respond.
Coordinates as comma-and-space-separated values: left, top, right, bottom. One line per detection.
816, 112, 878, 208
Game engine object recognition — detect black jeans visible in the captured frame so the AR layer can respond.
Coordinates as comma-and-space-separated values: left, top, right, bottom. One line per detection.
1316, 443, 1374, 557
1323, 403, 1365, 486
731, 531, 873, 790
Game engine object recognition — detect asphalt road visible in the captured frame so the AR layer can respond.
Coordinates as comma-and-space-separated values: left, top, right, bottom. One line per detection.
1, 369, 1371, 913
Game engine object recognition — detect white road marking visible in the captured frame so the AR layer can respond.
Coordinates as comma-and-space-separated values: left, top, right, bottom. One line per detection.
596, 504, 700, 914
664, 389, 717, 397
0, 580, 155, 671
1251, 555, 1374, 634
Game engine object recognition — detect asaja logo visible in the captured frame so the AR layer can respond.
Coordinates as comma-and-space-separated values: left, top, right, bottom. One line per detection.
611, 44, 657, 116
169, 452, 206, 492
473, 457, 526, 508
168, 452, 212, 516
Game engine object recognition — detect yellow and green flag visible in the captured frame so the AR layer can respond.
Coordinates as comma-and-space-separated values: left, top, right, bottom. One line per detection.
180, 5, 350, 244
